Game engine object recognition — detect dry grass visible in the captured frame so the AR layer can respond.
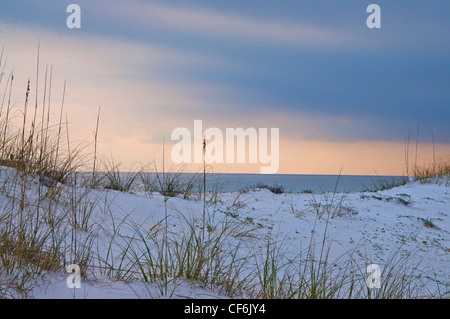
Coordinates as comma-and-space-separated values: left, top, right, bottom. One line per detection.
413, 157, 450, 183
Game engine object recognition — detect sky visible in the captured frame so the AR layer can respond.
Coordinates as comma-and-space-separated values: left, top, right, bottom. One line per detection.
0, 0, 449, 175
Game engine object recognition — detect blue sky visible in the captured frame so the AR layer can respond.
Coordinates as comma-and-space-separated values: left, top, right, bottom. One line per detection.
0, 0, 449, 173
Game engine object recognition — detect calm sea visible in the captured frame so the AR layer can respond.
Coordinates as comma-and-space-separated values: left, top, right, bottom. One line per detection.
130, 173, 408, 194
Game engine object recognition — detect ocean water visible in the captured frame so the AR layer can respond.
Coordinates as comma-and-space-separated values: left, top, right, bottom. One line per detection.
130, 173, 408, 194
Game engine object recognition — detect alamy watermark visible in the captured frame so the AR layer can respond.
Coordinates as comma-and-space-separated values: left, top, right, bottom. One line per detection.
366, 264, 381, 289
171, 120, 279, 174
66, 4, 81, 29
366, 4, 381, 29
66, 264, 81, 289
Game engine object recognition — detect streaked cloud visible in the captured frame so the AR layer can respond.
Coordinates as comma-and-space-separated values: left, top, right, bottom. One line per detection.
0, 1, 449, 174
131, 3, 354, 47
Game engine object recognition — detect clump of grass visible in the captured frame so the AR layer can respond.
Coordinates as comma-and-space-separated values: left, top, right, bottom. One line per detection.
404, 125, 449, 184
307, 193, 353, 219
107, 211, 257, 297
0, 47, 98, 297
251, 214, 356, 299
398, 215, 441, 230
362, 176, 409, 192
416, 217, 440, 229
395, 196, 413, 206
0, 189, 65, 297
285, 195, 306, 220
293, 245, 353, 299
65, 188, 100, 233
349, 248, 433, 299
253, 239, 292, 299
144, 161, 202, 199
250, 182, 285, 194
138, 164, 157, 193
413, 157, 450, 184
102, 156, 140, 193
0, 53, 88, 186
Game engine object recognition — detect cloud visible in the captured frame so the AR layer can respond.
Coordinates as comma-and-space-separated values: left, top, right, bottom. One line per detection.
147, 5, 349, 46
93, 0, 360, 48
0, 24, 257, 143
89, 0, 450, 52
2, 1, 449, 173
